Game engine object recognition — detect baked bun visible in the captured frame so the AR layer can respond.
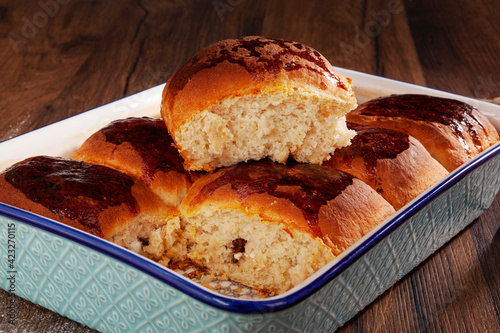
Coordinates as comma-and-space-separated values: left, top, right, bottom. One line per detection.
179, 160, 395, 294
72, 117, 192, 207
0, 156, 186, 263
325, 122, 449, 210
161, 36, 357, 171
347, 94, 500, 171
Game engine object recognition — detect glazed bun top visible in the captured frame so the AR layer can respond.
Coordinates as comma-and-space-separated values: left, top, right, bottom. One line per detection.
347, 94, 500, 171
72, 117, 193, 207
326, 122, 449, 210
162, 36, 354, 129
180, 159, 395, 248
0, 156, 175, 238
181, 159, 355, 237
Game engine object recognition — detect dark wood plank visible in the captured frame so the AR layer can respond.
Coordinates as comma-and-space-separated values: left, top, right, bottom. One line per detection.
0, 0, 145, 142
0, 0, 499, 332
0, 289, 95, 332
405, 0, 500, 99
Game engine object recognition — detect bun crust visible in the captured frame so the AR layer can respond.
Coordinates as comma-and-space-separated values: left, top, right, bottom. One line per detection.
72, 117, 192, 207
317, 177, 396, 254
0, 156, 185, 262
179, 160, 395, 294
347, 94, 500, 171
161, 36, 357, 171
325, 122, 449, 209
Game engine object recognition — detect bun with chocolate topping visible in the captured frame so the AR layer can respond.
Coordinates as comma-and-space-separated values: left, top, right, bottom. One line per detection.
325, 122, 449, 210
347, 94, 500, 171
72, 117, 193, 207
161, 36, 357, 171
179, 160, 395, 295
0, 156, 186, 264
5, 41, 497, 296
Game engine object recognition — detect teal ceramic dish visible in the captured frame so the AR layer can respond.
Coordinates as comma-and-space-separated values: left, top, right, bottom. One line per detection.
1, 68, 499, 332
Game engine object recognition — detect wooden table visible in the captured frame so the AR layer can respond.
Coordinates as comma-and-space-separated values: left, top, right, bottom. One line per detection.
1, 0, 499, 332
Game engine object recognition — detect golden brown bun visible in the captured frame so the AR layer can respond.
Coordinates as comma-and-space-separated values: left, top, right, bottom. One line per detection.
179, 160, 395, 294
325, 122, 449, 210
161, 36, 358, 171
72, 117, 192, 207
317, 177, 395, 255
347, 94, 500, 171
0, 156, 186, 263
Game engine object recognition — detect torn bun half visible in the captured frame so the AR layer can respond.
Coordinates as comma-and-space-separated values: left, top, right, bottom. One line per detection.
179, 160, 395, 294
161, 36, 358, 171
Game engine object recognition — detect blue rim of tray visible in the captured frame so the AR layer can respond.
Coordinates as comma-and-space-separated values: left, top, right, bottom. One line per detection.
1, 140, 499, 314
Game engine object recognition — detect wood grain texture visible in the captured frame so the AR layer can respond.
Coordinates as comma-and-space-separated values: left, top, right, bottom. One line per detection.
0, 0, 499, 332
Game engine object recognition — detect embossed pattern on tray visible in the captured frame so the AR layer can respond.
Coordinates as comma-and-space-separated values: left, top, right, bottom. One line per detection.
1, 151, 499, 332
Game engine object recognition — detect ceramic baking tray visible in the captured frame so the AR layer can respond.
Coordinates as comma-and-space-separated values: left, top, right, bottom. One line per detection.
1, 68, 500, 332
